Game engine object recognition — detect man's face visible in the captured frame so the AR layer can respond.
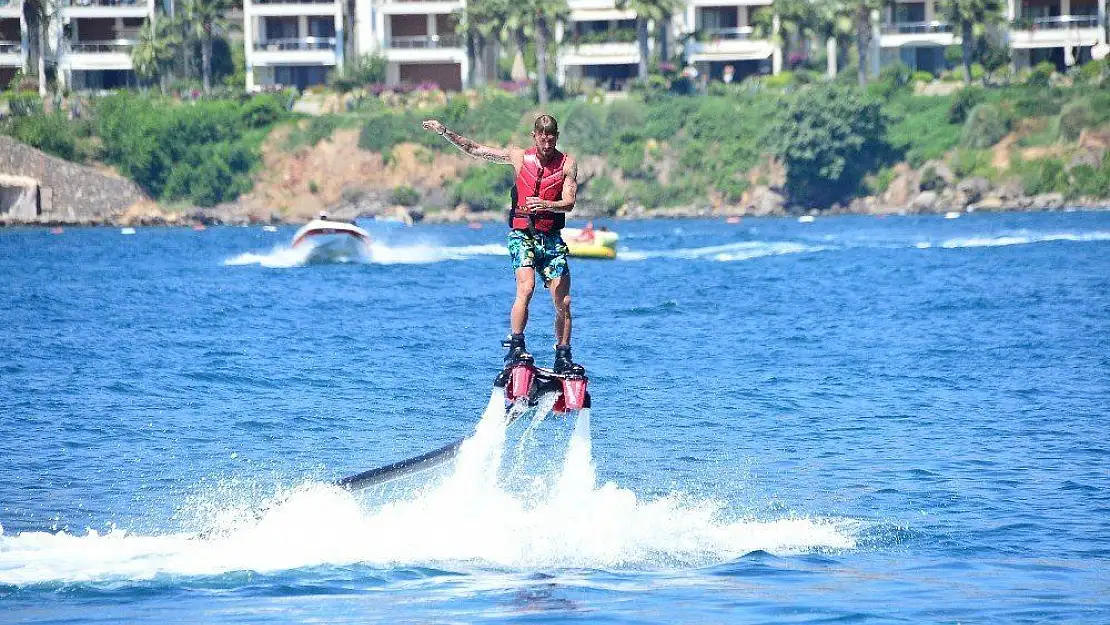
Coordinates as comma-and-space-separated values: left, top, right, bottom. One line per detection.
533, 130, 558, 158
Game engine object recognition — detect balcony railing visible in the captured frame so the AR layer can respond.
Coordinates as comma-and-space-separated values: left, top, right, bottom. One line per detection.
388, 34, 461, 48
1011, 15, 1099, 29
67, 0, 144, 6
254, 36, 337, 51
68, 39, 136, 53
0, 41, 21, 54
880, 20, 953, 35
697, 26, 755, 41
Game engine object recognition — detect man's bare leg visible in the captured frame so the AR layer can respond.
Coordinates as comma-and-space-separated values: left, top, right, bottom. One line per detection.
511, 267, 536, 335
549, 274, 572, 346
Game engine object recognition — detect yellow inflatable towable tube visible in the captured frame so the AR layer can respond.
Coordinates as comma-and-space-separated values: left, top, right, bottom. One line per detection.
563, 226, 618, 260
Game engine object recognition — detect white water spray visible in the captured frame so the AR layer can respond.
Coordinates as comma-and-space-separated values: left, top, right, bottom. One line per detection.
0, 393, 857, 585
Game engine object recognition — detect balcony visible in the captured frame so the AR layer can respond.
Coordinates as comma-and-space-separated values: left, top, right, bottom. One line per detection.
880, 20, 952, 35
1009, 15, 1101, 48
254, 36, 337, 51
687, 27, 774, 62
387, 33, 461, 49
0, 39, 20, 66
879, 20, 956, 46
64, 0, 149, 18
251, 36, 340, 65
59, 39, 136, 70
378, 0, 463, 16
0, 0, 21, 17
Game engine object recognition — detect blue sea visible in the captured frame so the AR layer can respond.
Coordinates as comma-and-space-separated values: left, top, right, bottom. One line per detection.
2, 211, 1108, 623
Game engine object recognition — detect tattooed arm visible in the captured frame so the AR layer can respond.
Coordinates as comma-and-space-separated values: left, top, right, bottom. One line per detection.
422, 119, 516, 165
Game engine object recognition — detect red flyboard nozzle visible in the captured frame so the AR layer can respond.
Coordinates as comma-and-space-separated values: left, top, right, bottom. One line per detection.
507, 365, 534, 401
560, 377, 588, 411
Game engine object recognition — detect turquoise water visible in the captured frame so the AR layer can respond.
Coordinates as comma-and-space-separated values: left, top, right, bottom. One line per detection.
2, 212, 1108, 623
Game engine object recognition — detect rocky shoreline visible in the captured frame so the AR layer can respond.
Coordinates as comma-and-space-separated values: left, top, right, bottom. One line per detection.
3, 135, 1108, 228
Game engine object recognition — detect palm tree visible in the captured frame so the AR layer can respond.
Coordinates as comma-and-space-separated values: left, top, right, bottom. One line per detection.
503, 0, 567, 104
458, 0, 508, 87
616, 0, 681, 80
942, 0, 1004, 83
180, 0, 228, 94
849, 0, 886, 85
132, 14, 181, 92
22, 0, 56, 96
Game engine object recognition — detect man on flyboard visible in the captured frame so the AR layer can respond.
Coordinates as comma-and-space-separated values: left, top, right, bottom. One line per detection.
422, 114, 583, 375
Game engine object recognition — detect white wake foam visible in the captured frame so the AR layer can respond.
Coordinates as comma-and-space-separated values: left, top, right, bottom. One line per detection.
936, 231, 1110, 249
620, 241, 826, 262
225, 242, 506, 268
0, 391, 856, 585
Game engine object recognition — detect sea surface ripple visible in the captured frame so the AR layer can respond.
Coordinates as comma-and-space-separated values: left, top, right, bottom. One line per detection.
1, 211, 1108, 623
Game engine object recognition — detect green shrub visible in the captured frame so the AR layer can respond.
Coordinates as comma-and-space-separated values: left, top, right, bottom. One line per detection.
241, 94, 287, 128
582, 175, 621, 214
7, 92, 42, 117
948, 87, 985, 124
911, 70, 935, 84
960, 103, 1008, 149
288, 114, 342, 148
330, 54, 387, 92
94, 93, 264, 203
919, 163, 946, 191
1055, 99, 1094, 142
1025, 61, 1056, 87
771, 84, 888, 207
9, 113, 80, 161
885, 92, 961, 167
391, 185, 420, 206
870, 63, 912, 99
867, 167, 897, 194
449, 165, 515, 211
951, 149, 994, 179
1013, 157, 1068, 195
1070, 163, 1110, 198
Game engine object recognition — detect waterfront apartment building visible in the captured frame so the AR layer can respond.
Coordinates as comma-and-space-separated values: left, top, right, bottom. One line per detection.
878, 0, 956, 74
0, 0, 1107, 93
681, 0, 780, 81
353, 0, 473, 91
53, 0, 155, 90
1007, 0, 1104, 69
243, 0, 344, 91
0, 0, 28, 89
555, 0, 642, 90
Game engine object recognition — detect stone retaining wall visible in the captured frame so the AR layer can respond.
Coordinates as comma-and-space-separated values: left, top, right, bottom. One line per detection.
0, 136, 148, 224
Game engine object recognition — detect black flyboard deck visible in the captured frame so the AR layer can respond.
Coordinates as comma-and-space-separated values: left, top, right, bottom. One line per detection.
335, 366, 588, 492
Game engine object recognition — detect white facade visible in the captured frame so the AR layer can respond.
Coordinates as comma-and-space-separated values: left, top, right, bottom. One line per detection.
53, 0, 156, 90
356, 0, 468, 90
0, 0, 29, 86
1007, 0, 1105, 68
556, 0, 643, 89
682, 0, 779, 81
244, 0, 344, 91
878, 0, 957, 73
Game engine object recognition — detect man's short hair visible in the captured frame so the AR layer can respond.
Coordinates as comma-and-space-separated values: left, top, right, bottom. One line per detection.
534, 114, 559, 135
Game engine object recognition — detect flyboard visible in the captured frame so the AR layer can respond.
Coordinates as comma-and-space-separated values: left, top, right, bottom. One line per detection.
336, 359, 590, 491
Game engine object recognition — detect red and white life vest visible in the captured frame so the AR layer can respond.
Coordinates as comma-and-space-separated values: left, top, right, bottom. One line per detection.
510, 147, 566, 233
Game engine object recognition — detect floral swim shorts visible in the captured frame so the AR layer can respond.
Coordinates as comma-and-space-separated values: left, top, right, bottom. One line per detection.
507, 230, 570, 286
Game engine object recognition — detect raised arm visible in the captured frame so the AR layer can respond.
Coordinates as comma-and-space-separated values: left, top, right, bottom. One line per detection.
422, 119, 516, 165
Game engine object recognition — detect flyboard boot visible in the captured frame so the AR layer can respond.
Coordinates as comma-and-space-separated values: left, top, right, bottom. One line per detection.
553, 344, 585, 376
503, 333, 533, 366
495, 338, 589, 415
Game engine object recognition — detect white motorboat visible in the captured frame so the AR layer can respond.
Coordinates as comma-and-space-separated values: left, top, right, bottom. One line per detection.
291, 218, 372, 262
